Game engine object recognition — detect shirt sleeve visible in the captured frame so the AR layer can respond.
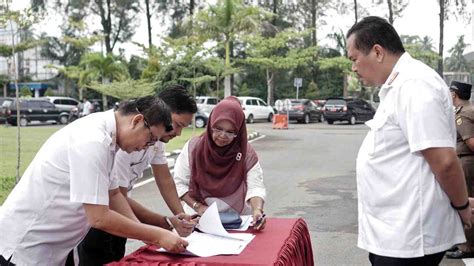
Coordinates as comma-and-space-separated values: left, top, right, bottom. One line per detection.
397, 79, 456, 153
149, 142, 168, 165
245, 161, 266, 202
69, 133, 111, 205
112, 149, 134, 189
173, 141, 191, 198
458, 113, 474, 141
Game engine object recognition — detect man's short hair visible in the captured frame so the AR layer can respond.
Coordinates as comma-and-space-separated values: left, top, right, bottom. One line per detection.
118, 96, 172, 128
158, 85, 198, 114
347, 16, 405, 55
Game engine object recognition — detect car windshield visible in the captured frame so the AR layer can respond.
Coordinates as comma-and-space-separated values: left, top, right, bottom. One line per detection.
291, 100, 304, 105
2, 100, 12, 107
196, 98, 205, 104
326, 99, 346, 106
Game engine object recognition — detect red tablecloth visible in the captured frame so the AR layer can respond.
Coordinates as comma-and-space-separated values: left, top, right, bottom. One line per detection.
108, 218, 314, 266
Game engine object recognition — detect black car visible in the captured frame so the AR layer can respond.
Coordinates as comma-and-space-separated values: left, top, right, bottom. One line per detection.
2, 98, 70, 126
279, 99, 323, 124
323, 97, 375, 125
195, 109, 209, 128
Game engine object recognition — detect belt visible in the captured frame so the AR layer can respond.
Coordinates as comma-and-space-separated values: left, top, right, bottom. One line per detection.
458, 154, 474, 158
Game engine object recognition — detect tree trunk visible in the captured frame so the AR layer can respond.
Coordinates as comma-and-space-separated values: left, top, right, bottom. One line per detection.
102, 77, 109, 110
387, 0, 394, 24
216, 77, 220, 98
266, 69, 275, 105
354, 0, 358, 23
3, 82, 7, 97
145, 0, 152, 48
438, 0, 445, 76
311, 0, 317, 46
224, 39, 231, 97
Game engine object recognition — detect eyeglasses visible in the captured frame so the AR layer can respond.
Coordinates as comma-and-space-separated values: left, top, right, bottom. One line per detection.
143, 118, 159, 147
212, 127, 238, 139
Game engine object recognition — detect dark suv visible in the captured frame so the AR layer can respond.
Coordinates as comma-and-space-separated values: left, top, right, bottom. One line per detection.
2, 98, 70, 126
323, 97, 375, 125
279, 99, 323, 124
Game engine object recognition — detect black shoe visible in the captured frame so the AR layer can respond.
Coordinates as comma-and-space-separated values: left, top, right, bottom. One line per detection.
446, 245, 459, 252
446, 250, 474, 259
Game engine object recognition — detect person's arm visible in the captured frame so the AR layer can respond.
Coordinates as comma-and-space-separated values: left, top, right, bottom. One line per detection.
125, 194, 195, 237
82, 203, 188, 253
181, 192, 208, 216
109, 188, 139, 222
152, 163, 184, 214
465, 138, 474, 152
421, 147, 472, 228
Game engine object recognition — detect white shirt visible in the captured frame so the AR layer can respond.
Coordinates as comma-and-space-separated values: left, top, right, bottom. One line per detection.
0, 110, 118, 265
82, 100, 93, 115
112, 142, 167, 193
173, 140, 266, 215
356, 53, 465, 258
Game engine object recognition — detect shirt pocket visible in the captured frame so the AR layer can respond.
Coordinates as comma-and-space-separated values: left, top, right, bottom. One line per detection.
365, 114, 389, 157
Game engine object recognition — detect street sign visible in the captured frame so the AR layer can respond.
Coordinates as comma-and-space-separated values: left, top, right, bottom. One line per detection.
294, 78, 302, 87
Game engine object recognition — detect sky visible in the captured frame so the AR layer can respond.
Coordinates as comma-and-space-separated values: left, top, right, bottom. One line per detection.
10, 0, 474, 58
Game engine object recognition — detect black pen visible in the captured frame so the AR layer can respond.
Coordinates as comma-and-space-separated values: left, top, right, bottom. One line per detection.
255, 213, 266, 227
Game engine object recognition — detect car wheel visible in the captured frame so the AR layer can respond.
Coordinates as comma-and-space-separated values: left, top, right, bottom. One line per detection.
349, 115, 356, 125
304, 113, 310, 124
267, 113, 273, 122
195, 117, 206, 128
327, 119, 334, 125
59, 115, 69, 125
19, 117, 28, 127
247, 114, 254, 124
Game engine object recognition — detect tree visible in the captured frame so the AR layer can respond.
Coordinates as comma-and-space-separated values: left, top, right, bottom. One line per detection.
195, 0, 268, 97
445, 35, 470, 72
88, 79, 156, 100
79, 52, 130, 109
243, 29, 317, 105
0, 4, 40, 182
374, 0, 408, 24
437, 0, 468, 75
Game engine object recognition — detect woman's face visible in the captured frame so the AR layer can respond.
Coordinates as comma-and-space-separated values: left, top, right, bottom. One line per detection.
211, 120, 238, 147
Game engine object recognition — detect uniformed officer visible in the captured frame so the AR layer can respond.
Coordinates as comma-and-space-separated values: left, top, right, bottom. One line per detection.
447, 81, 474, 259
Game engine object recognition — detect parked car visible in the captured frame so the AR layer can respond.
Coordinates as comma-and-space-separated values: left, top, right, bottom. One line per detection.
2, 98, 70, 126
0, 97, 14, 124
41, 96, 80, 112
323, 97, 376, 125
196, 96, 220, 114
237, 96, 274, 123
194, 108, 209, 128
279, 99, 323, 124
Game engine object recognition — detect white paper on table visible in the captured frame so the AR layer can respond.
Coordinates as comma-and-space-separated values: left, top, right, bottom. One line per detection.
157, 203, 255, 257
229, 215, 252, 231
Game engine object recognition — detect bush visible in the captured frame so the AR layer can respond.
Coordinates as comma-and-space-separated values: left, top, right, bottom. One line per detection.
20, 86, 32, 97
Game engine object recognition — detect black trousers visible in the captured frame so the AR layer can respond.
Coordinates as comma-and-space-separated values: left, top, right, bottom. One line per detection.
75, 228, 127, 266
369, 252, 445, 266
0, 255, 14, 266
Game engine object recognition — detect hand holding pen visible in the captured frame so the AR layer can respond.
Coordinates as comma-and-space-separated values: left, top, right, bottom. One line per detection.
252, 212, 266, 231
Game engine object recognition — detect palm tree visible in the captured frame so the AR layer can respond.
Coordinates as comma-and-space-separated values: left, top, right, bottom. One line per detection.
196, 0, 266, 97
79, 53, 129, 109
445, 35, 469, 72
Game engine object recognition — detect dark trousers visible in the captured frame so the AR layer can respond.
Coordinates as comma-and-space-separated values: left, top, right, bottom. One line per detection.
461, 156, 474, 249
0, 255, 14, 266
369, 252, 445, 266
75, 228, 127, 266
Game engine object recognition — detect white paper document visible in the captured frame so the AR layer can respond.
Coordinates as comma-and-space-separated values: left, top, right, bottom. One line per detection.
158, 203, 255, 257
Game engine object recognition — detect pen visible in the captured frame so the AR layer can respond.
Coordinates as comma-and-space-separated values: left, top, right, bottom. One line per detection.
255, 213, 266, 226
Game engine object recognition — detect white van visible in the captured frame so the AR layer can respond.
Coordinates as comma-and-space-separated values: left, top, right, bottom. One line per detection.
196, 96, 220, 114
237, 96, 274, 123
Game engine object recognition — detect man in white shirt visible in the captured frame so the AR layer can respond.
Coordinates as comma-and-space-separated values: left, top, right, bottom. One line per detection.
81, 97, 93, 116
75, 85, 199, 265
0, 96, 189, 266
348, 16, 472, 265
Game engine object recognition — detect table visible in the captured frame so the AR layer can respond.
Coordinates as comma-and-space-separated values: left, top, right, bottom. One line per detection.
108, 218, 314, 265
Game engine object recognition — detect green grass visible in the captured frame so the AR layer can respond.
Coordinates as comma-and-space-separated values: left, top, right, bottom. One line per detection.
0, 125, 205, 204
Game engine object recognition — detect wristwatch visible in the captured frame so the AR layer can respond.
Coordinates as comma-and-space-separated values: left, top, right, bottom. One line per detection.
165, 216, 174, 230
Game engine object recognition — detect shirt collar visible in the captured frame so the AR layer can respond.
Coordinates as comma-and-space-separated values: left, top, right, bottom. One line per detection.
378, 52, 410, 100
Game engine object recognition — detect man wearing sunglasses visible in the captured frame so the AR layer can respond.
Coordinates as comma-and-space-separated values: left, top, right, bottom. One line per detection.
74, 85, 199, 265
0, 96, 191, 266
